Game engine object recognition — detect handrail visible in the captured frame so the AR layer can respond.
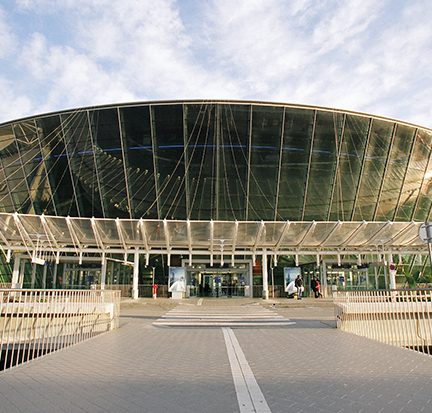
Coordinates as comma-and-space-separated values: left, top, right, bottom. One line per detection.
0, 289, 120, 371
334, 289, 432, 355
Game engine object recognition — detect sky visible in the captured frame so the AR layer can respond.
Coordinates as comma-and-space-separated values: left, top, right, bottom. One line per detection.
0, 0, 431, 127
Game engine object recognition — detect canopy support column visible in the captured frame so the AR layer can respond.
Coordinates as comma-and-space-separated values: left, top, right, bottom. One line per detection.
41, 264, 47, 289
30, 263, 36, 288
132, 251, 139, 300
321, 260, 327, 298
11, 254, 22, 289
262, 251, 269, 300
52, 262, 58, 289
101, 254, 107, 290
388, 254, 396, 290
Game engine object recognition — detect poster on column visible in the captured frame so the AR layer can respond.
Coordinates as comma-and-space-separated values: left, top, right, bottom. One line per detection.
284, 267, 301, 292
168, 267, 186, 292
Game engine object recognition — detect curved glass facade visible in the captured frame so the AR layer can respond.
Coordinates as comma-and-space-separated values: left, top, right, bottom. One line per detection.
0, 101, 431, 223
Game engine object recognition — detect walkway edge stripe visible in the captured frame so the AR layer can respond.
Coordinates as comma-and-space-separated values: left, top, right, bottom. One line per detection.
222, 327, 272, 413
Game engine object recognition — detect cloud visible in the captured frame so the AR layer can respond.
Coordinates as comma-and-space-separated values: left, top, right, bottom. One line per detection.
0, 77, 32, 122
1, 0, 432, 128
19, 32, 136, 112
0, 7, 16, 58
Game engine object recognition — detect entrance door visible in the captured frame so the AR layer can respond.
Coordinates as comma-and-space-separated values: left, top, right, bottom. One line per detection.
197, 273, 245, 297
185, 260, 252, 298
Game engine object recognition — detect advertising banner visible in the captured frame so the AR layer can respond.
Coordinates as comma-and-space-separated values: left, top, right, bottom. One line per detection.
284, 267, 301, 292
168, 267, 186, 293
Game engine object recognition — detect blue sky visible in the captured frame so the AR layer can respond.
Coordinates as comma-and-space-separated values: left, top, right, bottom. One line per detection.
0, 0, 431, 127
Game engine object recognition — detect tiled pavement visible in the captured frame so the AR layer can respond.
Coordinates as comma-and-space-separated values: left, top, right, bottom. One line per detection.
1, 297, 432, 413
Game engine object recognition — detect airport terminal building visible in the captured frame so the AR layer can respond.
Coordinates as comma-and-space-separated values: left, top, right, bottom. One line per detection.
0, 100, 431, 298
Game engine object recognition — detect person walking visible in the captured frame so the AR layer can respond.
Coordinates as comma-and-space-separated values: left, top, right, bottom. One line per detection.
311, 277, 317, 297
295, 275, 304, 300
314, 278, 322, 298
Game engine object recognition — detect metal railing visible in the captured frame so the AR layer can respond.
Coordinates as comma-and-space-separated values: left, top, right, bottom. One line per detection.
334, 289, 432, 355
0, 289, 121, 370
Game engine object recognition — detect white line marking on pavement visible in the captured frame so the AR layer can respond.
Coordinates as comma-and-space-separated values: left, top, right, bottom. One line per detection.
153, 306, 296, 328
223, 327, 272, 413
197, 298, 203, 306
161, 315, 285, 319
154, 321, 296, 327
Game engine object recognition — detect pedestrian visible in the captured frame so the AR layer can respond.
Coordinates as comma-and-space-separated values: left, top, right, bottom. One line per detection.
295, 275, 304, 300
311, 277, 317, 297
314, 278, 322, 298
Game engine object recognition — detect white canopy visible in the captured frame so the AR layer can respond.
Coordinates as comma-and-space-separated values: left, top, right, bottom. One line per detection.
0, 213, 427, 263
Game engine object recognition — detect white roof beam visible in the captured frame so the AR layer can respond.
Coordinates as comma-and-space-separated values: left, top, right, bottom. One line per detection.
40, 214, 59, 250
340, 221, 367, 246
297, 221, 316, 247
253, 221, 266, 256
116, 218, 128, 253
363, 221, 392, 246
274, 220, 291, 253
319, 221, 342, 247
138, 219, 150, 252
65, 216, 83, 252
91, 217, 105, 251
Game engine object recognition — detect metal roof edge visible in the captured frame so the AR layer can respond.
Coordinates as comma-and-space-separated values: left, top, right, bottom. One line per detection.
1, 99, 431, 132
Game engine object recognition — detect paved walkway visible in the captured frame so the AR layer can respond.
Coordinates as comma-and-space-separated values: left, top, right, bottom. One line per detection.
1, 298, 432, 412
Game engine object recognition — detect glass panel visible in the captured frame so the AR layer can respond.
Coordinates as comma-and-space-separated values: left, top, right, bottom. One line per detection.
17, 215, 44, 238
189, 222, 211, 244
367, 222, 412, 244
248, 105, 283, 220
120, 220, 142, 245
218, 104, 249, 220
0, 125, 17, 212
277, 108, 314, 220
375, 125, 416, 220
301, 222, 339, 246
385, 223, 418, 246
236, 222, 261, 246
70, 218, 98, 244
45, 216, 73, 244
144, 220, 166, 244
15, 119, 51, 215
166, 221, 189, 244
353, 120, 394, 220
90, 108, 129, 218
413, 130, 432, 221
153, 104, 186, 219
95, 220, 121, 246
213, 222, 235, 242
260, 222, 286, 245
186, 104, 216, 220
325, 223, 363, 246
279, 222, 312, 246
62, 111, 101, 217
347, 223, 386, 245
119, 106, 157, 218
1, 122, 36, 213
303, 111, 340, 220
37, 115, 77, 217
394, 224, 424, 246
34, 123, 56, 216
329, 115, 369, 220
0, 214, 20, 241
